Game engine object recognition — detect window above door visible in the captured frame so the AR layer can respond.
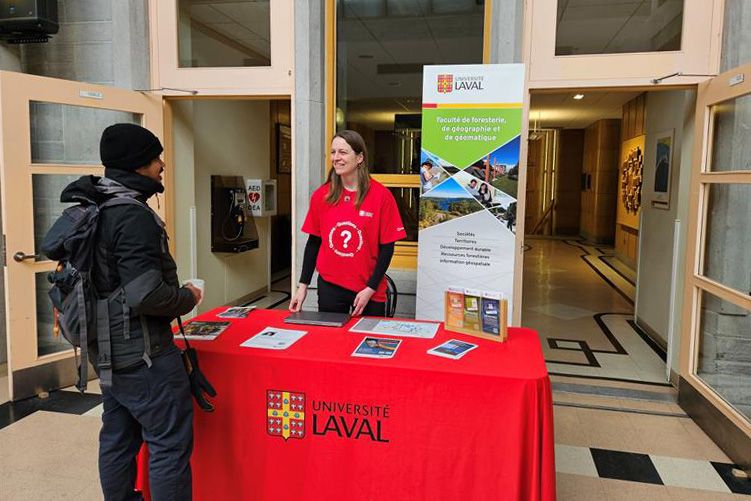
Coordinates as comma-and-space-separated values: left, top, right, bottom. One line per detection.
526, 0, 724, 88
177, 0, 271, 69
555, 0, 685, 56
149, 0, 293, 95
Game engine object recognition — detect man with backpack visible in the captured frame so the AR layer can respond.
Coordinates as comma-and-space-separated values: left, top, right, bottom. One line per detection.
55, 123, 201, 500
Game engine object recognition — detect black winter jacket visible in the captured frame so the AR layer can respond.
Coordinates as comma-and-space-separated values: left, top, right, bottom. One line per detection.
59, 169, 196, 371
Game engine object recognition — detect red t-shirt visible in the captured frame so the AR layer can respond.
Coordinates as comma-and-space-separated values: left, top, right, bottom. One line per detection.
301, 180, 406, 302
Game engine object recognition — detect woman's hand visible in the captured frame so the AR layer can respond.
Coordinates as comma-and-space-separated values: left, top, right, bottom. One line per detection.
289, 284, 308, 312
352, 286, 376, 316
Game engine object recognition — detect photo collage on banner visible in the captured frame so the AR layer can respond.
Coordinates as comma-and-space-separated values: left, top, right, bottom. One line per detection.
416, 64, 524, 323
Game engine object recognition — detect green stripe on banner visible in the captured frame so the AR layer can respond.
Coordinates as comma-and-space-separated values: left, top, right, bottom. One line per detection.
422, 107, 522, 168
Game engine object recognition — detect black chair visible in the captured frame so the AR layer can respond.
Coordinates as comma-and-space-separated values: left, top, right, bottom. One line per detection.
384, 274, 398, 318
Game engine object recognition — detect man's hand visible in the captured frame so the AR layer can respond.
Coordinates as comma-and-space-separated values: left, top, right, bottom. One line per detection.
352, 287, 375, 316
184, 283, 203, 305
289, 284, 308, 312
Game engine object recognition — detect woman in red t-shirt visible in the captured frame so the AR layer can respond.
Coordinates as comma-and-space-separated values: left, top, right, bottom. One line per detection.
289, 130, 406, 316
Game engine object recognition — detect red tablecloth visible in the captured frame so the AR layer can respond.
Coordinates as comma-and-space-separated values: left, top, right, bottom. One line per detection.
137, 309, 556, 501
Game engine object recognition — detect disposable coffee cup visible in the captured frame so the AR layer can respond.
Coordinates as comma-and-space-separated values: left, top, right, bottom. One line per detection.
184, 278, 204, 305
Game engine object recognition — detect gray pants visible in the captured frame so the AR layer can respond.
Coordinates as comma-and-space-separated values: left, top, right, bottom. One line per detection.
98, 346, 193, 501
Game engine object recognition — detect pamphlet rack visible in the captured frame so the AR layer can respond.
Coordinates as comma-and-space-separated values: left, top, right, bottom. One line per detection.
443, 288, 508, 342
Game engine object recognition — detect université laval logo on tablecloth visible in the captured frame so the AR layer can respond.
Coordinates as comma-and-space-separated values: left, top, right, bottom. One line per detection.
267, 390, 306, 440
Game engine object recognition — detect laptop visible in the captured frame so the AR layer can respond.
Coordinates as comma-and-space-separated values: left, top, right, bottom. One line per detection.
284, 311, 351, 327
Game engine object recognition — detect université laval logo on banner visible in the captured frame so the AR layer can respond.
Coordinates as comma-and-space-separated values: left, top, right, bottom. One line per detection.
267, 390, 306, 440
437, 74, 453, 93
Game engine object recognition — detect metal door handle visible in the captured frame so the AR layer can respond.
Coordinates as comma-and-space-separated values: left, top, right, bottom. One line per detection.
13, 251, 39, 262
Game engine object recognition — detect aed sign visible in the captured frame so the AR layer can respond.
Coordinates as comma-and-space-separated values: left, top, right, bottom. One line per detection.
246, 179, 263, 217
246, 178, 277, 217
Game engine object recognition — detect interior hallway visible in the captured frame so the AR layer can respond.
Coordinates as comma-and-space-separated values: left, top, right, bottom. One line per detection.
524, 237, 751, 497
524, 238, 666, 384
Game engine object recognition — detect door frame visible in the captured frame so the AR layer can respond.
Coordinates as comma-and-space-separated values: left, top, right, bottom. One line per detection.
678, 61, 751, 437
0, 71, 163, 400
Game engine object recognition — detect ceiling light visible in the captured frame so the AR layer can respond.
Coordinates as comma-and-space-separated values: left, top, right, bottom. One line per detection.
573, 94, 584, 100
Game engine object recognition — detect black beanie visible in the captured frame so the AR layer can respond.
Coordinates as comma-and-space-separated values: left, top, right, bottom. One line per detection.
100, 123, 163, 171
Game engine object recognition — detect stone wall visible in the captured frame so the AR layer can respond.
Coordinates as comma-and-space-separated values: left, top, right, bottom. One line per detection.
699, 295, 751, 419
721, 0, 751, 72
20, 0, 149, 88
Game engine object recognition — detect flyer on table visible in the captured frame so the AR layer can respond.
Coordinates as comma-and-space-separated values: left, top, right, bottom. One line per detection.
350, 317, 439, 339
217, 306, 256, 318
427, 339, 478, 360
241, 327, 307, 350
352, 337, 402, 359
182, 321, 231, 340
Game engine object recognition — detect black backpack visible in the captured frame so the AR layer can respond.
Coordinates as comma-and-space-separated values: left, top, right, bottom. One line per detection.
42, 195, 144, 392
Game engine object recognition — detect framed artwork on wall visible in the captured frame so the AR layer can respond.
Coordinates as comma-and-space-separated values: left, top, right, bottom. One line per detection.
276, 124, 291, 174
651, 129, 673, 210
617, 134, 645, 230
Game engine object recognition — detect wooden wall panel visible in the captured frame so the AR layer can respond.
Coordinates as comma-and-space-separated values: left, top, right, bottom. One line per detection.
525, 137, 544, 232
555, 129, 584, 235
615, 224, 639, 268
621, 93, 647, 143
270, 100, 292, 217
615, 93, 647, 269
580, 119, 620, 243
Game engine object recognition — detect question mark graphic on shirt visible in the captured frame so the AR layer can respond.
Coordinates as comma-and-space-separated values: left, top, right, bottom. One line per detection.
341, 230, 352, 248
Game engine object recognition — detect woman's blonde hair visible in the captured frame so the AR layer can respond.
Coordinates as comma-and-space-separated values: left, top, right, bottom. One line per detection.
326, 130, 370, 208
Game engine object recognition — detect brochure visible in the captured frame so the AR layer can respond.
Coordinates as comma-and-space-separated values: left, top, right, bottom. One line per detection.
217, 306, 256, 319
349, 318, 439, 339
181, 321, 231, 340
240, 327, 307, 350
427, 339, 478, 360
463, 289, 482, 331
351, 336, 402, 359
481, 292, 501, 336
446, 288, 465, 329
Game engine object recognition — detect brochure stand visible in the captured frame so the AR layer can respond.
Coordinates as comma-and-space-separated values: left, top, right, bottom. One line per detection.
443, 288, 508, 342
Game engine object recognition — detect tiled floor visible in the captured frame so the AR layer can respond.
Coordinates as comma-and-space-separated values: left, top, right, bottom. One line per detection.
1, 241, 749, 499
1, 382, 749, 499
523, 238, 667, 384
245, 274, 291, 310
525, 239, 750, 497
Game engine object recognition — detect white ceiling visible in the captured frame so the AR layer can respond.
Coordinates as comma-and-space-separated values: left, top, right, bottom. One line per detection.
337, 0, 484, 130
556, 0, 683, 54
338, 2, 484, 104
530, 91, 641, 129
185, 0, 271, 61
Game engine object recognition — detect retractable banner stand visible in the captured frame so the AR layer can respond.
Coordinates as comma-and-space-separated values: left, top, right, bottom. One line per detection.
416, 64, 524, 322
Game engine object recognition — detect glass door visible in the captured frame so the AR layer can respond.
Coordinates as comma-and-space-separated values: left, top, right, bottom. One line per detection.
681, 61, 751, 433
0, 71, 163, 401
